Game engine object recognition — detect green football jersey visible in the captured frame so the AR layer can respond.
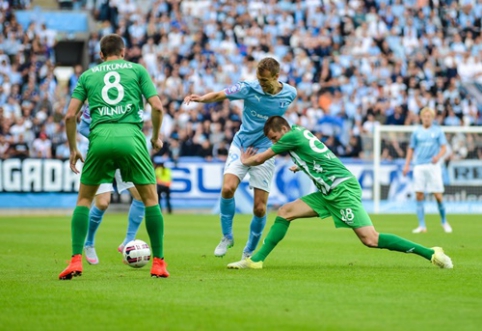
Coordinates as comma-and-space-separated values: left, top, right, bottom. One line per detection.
271, 125, 355, 195
72, 59, 157, 130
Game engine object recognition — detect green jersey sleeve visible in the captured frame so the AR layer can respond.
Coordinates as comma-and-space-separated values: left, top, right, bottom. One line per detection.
271, 129, 299, 154
71, 74, 87, 102
138, 66, 157, 99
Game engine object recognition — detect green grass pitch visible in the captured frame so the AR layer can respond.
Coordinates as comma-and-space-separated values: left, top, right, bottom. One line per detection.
1, 213, 481, 331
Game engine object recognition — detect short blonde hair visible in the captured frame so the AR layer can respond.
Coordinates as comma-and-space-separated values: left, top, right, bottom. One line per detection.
420, 107, 435, 118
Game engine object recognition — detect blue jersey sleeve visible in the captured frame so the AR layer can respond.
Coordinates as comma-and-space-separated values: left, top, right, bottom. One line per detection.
224, 82, 251, 100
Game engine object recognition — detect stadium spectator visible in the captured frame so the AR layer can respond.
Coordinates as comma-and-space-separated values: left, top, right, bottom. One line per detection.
31, 131, 52, 158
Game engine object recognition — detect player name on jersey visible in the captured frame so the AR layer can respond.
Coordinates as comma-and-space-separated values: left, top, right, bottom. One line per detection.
91, 62, 133, 72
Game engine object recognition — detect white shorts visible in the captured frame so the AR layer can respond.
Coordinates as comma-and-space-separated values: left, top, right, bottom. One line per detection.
224, 145, 275, 192
412, 163, 444, 193
96, 169, 135, 195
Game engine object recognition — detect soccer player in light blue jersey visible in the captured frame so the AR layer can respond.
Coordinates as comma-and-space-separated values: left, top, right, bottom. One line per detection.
78, 105, 146, 264
403, 107, 452, 233
184, 57, 297, 259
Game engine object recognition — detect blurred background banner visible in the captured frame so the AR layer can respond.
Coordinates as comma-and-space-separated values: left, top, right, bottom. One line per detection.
2, 157, 481, 213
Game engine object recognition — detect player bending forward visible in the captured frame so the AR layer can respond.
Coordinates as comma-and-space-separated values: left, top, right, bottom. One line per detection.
227, 116, 453, 270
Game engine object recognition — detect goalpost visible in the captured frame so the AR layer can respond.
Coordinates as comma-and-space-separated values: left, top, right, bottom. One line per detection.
373, 125, 482, 214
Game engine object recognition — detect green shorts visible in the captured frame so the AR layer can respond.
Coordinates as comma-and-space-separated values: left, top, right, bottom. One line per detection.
81, 123, 156, 186
300, 178, 373, 229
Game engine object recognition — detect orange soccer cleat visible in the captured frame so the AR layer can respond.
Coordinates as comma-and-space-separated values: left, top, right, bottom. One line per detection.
150, 257, 170, 278
59, 254, 83, 280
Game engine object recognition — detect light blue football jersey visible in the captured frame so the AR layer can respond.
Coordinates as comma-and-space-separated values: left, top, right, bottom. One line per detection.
409, 124, 447, 165
224, 80, 297, 151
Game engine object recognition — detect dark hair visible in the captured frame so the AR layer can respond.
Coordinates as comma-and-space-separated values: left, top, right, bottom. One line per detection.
257, 57, 280, 76
100, 34, 125, 58
263, 116, 290, 136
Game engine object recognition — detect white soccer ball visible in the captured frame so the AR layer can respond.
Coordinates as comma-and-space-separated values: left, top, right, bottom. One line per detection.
123, 239, 151, 268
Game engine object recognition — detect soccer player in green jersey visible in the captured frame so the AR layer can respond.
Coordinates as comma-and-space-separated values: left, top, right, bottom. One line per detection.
227, 116, 453, 270
59, 34, 169, 279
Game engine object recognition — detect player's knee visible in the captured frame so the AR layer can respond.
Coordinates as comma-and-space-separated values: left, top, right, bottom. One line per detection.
221, 185, 236, 198
253, 204, 266, 217
277, 204, 294, 221
95, 199, 110, 210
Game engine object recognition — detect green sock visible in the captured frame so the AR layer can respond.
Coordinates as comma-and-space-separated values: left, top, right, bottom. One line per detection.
72, 206, 90, 255
378, 233, 434, 260
145, 205, 164, 258
251, 217, 290, 262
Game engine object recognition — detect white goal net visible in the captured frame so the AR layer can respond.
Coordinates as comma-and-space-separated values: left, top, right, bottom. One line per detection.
373, 125, 482, 214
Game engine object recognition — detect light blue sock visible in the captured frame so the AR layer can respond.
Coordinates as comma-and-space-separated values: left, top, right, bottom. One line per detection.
122, 199, 145, 246
244, 214, 267, 253
85, 206, 106, 247
437, 201, 447, 224
220, 197, 235, 240
416, 201, 426, 228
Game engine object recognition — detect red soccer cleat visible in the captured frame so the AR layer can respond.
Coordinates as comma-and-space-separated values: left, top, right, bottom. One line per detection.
59, 254, 83, 280
150, 257, 170, 278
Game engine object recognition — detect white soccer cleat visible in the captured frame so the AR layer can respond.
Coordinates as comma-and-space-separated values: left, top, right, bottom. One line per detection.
214, 237, 234, 257
84, 245, 99, 265
431, 247, 453, 269
227, 257, 263, 269
442, 222, 453, 233
412, 226, 427, 233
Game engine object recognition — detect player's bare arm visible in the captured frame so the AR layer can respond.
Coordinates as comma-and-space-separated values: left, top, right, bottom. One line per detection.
148, 95, 164, 152
432, 144, 447, 163
183, 90, 227, 105
240, 147, 276, 167
403, 147, 414, 176
65, 97, 85, 174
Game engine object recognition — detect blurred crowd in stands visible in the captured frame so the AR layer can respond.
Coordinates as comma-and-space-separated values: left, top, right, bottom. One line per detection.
1, 0, 482, 163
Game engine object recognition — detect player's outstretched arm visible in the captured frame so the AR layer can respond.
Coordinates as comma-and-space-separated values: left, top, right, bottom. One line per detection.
65, 97, 84, 173
240, 147, 276, 167
184, 90, 227, 105
147, 95, 164, 152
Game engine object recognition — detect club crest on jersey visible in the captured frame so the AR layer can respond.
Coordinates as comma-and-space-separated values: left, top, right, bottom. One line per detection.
279, 101, 289, 108
226, 84, 241, 95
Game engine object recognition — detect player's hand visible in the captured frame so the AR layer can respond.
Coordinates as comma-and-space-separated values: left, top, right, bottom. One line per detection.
240, 147, 258, 165
151, 137, 163, 152
289, 165, 300, 173
69, 150, 84, 174
184, 94, 202, 105
432, 156, 439, 164
402, 165, 409, 176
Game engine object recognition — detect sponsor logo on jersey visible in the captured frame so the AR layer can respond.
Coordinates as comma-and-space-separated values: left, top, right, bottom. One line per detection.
250, 110, 268, 120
